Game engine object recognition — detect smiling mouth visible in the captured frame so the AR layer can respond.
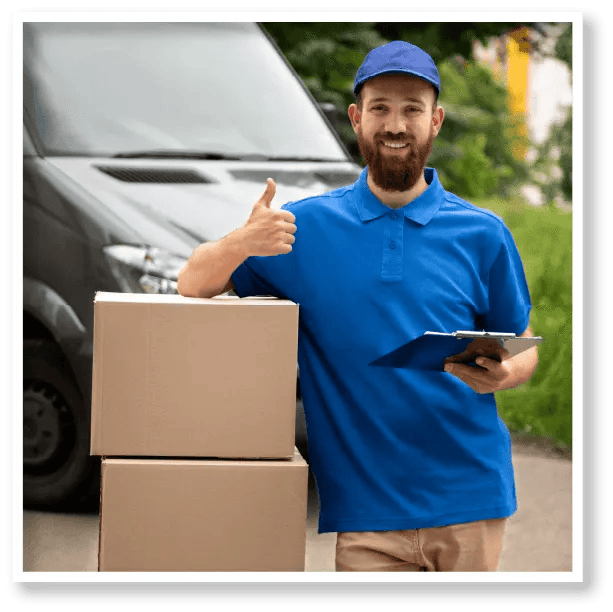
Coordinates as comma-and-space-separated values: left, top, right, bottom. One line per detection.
381, 141, 409, 149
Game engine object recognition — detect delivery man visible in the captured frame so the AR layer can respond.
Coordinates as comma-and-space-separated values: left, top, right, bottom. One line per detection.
177, 40, 538, 571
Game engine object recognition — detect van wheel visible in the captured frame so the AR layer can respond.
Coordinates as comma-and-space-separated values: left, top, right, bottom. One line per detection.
23, 339, 95, 508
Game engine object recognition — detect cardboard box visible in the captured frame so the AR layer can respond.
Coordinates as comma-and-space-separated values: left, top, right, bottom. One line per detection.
91, 292, 298, 459
98, 449, 308, 571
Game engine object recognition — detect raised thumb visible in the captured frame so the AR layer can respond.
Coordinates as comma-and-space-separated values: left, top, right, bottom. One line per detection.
259, 178, 276, 208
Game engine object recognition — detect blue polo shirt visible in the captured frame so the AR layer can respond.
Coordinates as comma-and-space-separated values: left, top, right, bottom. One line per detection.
231, 167, 531, 534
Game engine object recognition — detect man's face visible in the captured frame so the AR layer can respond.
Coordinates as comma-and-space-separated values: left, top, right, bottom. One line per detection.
349, 73, 443, 192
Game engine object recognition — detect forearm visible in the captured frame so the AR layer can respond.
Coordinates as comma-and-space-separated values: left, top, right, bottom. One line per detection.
177, 179, 295, 298
177, 228, 249, 298
497, 326, 539, 390
444, 326, 539, 394
497, 345, 538, 391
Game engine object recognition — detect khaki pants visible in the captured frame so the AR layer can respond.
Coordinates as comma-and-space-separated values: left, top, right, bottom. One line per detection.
335, 518, 507, 572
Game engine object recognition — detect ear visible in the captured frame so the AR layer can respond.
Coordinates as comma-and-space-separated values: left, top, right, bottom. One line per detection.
431, 105, 445, 137
348, 104, 361, 132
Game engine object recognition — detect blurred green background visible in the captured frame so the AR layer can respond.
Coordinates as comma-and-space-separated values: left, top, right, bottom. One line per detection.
263, 22, 573, 450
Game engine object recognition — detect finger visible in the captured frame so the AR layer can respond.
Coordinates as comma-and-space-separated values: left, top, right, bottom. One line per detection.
281, 210, 296, 223
498, 348, 511, 361
474, 357, 508, 380
482, 346, 511, 362
445, 363, 480, 380
258, 178, 276, 208
445, 363, 492, 385
445, 366, 494, 394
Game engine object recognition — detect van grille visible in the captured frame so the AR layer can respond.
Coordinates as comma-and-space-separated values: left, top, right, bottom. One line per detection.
95, 166, 211, 184
230, 169, 361, 188
314, 171, 362, 186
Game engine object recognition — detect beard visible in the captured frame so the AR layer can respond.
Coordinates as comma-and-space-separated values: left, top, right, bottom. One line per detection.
357, 128, 435, 192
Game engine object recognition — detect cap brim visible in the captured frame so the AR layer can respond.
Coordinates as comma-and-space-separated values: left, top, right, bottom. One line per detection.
354, 68, 440, 96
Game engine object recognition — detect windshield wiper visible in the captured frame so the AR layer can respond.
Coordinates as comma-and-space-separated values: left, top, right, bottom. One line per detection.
112, 149, 250, 160
257, 155, 345, 162
111, 150, 344, 162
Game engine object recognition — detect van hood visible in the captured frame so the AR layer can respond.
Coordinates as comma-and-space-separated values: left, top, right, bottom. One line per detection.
47, 157, 363, 259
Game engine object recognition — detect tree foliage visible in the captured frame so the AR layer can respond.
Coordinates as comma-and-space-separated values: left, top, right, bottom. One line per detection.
262, 21, 537, 198
262, 22, 574, 448
433, 58, 528, 197
529, 23, 572, 205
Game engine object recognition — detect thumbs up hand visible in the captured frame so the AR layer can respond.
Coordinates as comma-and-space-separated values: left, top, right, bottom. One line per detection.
239, 179, 297, 257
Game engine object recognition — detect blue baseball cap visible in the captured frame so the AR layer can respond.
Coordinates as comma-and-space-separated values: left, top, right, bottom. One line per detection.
353, 41, 441, 98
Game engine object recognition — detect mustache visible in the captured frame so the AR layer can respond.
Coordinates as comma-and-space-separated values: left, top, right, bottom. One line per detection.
375, 132, 416, 143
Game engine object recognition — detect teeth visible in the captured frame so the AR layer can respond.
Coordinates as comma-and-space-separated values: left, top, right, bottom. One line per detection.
383, 142, 407, 148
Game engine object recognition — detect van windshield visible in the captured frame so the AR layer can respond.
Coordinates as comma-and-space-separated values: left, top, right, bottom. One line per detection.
23, 22, 348, 161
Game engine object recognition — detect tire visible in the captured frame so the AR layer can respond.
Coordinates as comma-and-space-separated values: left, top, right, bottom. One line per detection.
23, 339, 97, 509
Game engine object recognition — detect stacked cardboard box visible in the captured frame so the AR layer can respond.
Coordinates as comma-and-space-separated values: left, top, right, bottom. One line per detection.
91, 292, 308, 572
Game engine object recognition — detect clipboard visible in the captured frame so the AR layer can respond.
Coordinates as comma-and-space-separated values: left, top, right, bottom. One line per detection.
369, 330, 543, 371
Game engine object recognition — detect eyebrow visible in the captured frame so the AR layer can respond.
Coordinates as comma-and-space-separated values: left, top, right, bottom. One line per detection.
367, 96, 426, 105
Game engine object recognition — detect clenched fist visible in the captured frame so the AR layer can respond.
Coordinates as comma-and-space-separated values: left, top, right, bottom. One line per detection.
239, 178, 297, 257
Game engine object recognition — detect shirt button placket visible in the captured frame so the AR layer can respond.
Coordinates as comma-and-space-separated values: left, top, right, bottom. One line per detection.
381, 211, 404, 280
395, 213, 403, 277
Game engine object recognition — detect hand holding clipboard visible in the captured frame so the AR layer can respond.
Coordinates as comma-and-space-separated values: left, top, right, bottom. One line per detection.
369, 330, 543, 371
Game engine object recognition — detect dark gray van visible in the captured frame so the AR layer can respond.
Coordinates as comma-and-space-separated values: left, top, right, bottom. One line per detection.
23, 21, 361, 507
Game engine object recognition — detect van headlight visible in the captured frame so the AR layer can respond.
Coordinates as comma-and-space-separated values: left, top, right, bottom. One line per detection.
103, 245, 187, 294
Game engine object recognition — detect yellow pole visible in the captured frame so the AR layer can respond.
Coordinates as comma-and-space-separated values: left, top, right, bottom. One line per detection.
506, 26, 530, 159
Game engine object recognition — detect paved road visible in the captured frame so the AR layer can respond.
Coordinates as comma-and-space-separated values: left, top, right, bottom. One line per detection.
304, 437, 573, 572
22, 436, 572, 573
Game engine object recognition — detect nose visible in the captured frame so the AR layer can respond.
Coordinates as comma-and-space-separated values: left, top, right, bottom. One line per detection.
384, 110, 408, 135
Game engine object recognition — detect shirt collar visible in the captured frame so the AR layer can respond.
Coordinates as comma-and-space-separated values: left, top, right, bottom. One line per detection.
355, 167, 444, 226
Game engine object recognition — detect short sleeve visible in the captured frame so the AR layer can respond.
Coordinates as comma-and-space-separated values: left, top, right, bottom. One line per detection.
231, 256, 287, 299
481, 223, 532, 334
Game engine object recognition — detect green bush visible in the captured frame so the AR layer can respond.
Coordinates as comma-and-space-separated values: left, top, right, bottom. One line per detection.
263, 23, 531, 199
442, 133, 512, 198
531, 111, 572, 205
262, 23, 573, 448
432, 59, 528, 198
475, 197, 573, 449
